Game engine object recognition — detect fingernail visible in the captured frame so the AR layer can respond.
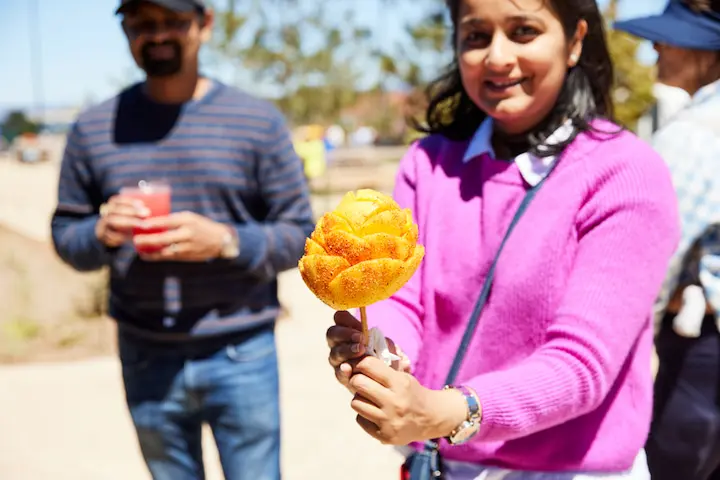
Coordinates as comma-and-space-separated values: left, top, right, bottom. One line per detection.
351, 333, 363, 342
351, 343, 362, 353
138, 208, 151, 217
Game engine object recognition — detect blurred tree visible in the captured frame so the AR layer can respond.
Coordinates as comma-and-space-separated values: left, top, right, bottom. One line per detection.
211, 0, 449, 127
212, 0, 654, 131
212, 0, 362, 125
603, 0, 656, 129
1, 111, 41, 143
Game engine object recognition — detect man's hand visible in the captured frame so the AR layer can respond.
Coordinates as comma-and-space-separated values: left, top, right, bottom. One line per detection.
133, 211, 231, 262
96, 196, 149, 247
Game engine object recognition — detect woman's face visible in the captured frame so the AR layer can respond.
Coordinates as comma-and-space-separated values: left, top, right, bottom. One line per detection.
456, 0, 586, 134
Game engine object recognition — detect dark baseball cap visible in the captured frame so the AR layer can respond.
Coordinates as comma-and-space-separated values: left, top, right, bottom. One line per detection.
115, 0, 206, 15
614, 0, 720, 51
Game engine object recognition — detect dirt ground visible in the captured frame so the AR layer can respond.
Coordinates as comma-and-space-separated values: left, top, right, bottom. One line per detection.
0, 225, 115, 363
0, 269, 404, 480
0, 154, 405, 480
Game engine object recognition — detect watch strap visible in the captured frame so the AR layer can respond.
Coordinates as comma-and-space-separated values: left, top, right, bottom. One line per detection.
444, 385, 480, 420
443, 385, 481, 444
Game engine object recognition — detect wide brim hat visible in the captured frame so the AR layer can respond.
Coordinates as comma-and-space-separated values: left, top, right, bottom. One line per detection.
614, 0, 720, 51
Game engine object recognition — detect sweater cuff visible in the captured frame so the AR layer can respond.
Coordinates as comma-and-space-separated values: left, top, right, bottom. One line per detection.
233, 224, 268, 269
466, 367, 562, 443
80, 216, 114, 263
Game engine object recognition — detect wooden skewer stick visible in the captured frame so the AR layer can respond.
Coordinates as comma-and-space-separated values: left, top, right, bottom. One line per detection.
360, 306, 369, 346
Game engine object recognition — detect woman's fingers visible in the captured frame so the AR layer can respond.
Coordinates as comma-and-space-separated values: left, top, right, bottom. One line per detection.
327, 312, 366, 368
356, 414, 385, 443
394, 345, 412, 373
329, 341, 365, 368
334, 363, 353, 389
385, 337, 412, 373
334, 310, 362, 329
326, 325, 363, 347
351, 393, 386, 425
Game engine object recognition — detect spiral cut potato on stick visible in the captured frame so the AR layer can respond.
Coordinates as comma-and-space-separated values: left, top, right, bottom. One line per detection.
298, 189, 425, 343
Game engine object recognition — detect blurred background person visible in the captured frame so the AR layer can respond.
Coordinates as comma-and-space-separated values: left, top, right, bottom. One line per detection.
50, 0, 313, 479
615, 1, 720, 479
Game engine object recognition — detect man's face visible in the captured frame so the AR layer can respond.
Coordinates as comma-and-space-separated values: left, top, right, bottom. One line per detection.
121, 2, 211, 78
654, 42, 719, 94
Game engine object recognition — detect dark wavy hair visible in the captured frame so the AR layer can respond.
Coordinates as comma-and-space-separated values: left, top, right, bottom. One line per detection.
413, 0, 617, 157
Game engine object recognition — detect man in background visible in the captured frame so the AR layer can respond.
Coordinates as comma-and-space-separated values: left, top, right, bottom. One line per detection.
50, 0, 314, 479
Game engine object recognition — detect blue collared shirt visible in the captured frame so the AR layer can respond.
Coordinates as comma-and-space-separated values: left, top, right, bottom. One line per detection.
653, 79, 720, 323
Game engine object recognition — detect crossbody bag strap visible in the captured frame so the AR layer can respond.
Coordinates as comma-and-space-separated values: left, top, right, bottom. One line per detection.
418, 155, 560, 455
444, 171, 549, 386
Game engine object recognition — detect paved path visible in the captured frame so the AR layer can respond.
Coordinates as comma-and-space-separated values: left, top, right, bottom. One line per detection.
0, 160, 59, 242
0, 270, 402, 479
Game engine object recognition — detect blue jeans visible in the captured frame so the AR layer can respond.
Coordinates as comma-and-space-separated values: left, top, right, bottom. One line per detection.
118, 325, 281, 480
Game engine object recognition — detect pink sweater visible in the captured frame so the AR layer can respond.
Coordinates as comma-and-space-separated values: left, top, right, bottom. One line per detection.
367, 122, 679, 472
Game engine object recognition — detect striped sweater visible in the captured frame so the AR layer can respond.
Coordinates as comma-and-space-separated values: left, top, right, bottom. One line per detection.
51, 80, 314, 340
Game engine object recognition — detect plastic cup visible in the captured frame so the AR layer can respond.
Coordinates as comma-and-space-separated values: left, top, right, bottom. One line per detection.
119, 180, 171, 253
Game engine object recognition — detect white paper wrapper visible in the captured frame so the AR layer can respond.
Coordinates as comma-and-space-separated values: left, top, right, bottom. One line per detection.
366, 327, 401, 366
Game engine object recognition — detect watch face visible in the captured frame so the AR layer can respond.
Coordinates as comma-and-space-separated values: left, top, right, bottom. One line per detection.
220, 232, 240, 259
222, 243, 239, 259
450, 421, 480, 445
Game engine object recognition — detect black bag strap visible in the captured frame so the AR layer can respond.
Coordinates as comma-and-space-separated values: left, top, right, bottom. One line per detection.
419, 156, 559, 455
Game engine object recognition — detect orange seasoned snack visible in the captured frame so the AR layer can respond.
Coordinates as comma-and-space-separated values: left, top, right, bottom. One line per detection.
298, 189, 425, 311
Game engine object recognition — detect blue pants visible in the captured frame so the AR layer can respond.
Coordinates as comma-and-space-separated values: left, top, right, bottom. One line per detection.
118, 325, 281, 480
646, 315, 720, 480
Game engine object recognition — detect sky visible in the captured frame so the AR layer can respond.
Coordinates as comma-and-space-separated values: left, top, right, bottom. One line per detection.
0, 0, 668, 113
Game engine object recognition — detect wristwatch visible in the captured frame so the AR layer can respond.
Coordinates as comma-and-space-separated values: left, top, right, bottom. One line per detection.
444, 385, 481, 445
219, 227, 240, 259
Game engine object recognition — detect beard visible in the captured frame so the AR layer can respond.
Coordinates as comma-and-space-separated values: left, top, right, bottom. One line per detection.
140, 41, 183, 77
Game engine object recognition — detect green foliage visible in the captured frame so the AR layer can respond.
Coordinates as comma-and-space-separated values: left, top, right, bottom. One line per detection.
211, 0, 655, 133
212, 0, 363, 125
1, 111, 41, 143
211, 0, 450, 127
603, 0, 656, 129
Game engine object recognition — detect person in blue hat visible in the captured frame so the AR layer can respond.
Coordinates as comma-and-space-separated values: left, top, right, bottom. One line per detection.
616, 1, 720, 479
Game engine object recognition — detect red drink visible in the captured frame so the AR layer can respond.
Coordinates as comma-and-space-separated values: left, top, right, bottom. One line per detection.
120, 181, 171, 254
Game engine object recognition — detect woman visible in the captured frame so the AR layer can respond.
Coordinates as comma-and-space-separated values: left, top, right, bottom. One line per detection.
326, 0, 679, 478
615, 2, 720, 479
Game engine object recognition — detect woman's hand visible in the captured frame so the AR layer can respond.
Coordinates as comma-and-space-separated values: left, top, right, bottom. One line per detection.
327, 311, 411, 392
349, 356, 470, 446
